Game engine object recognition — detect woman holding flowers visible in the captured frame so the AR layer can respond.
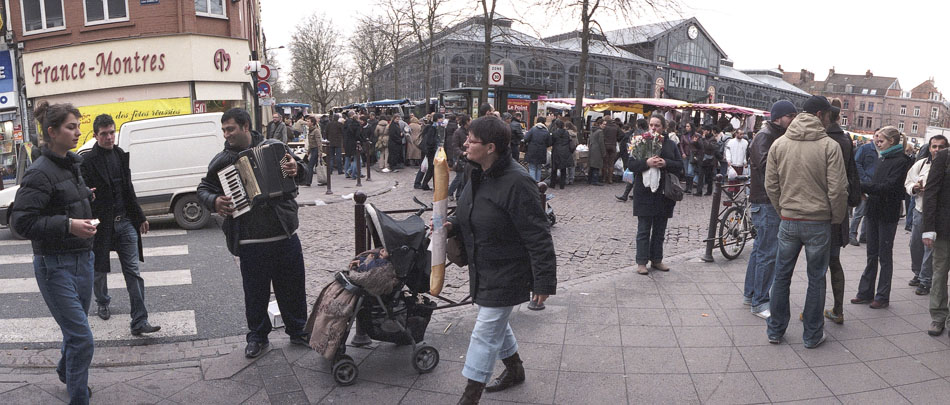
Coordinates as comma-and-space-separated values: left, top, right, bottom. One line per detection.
628, 114, 684, 275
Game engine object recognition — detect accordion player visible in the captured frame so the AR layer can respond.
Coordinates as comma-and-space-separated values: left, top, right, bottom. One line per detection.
217, 142, 298, 218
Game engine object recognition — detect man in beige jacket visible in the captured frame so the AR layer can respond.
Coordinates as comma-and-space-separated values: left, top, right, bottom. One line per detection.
764, 95, 848, 349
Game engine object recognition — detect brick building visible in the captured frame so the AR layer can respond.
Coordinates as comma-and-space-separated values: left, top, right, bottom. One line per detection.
6, 0, 264, 147
784, 68, 950, 138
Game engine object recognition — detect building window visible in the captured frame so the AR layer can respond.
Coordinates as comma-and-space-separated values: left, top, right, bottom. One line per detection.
857, 116, 864, 127
859, 102, 865, 111
866, 117, 872, 129
843, 100, 849, 109
898, 121, 904, 132
568, 62, 611, 99
516, 57, 564, 95
912, 122, 919, 134
932, 107, 939, 120
914, 106, 921, 117
900, 105, 906, 115
670, 42, 708, 68
845, 84, 853, 93
22, 0, 65, 34
861, 88, 869, 95
612, 68, 651, 98
842, 115, 848, 126
85, 0, 128, 25
450, 54, 482, 88
870, 89, 877, 95
195, 0, 226, 18
868, 103, 874, 112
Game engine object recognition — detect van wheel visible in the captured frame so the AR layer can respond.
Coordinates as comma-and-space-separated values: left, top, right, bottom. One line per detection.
173, 195, 210, 230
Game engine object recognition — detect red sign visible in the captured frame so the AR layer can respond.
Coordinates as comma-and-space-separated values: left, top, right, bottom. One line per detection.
214, 49, 231, 72
669, 62, 709, 75
193, 101, 207, 114
507, 99, 529, 112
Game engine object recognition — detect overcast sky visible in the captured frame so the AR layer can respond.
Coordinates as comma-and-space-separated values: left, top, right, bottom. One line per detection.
261, 0, 948, 95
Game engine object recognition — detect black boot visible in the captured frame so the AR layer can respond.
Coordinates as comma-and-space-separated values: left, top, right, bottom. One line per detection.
458, 379, 485, 405
685, 177, 693, 194
485, 352, 525, 393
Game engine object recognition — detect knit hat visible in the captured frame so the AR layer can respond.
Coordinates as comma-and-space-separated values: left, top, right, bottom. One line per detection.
769, 100, 797, 121
802, 95, 833, 114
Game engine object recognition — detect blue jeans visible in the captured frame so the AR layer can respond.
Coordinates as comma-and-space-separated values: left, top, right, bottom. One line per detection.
528, 163, 542, 182
857, 217, 898, 303
462, 305, 518, 383
905, 196, 915, 230
743, 203, 780, 312
766, 220, 830, 347
328, 146, 343, 174
93, 219, 149, 329
636, 215, 669, 265
35, 251, 95, 405
238, 235, 308, 343
448, 171, 465, 198
849, 199, 867, 240
343, 155, 358, 177
910, 209, 933, 286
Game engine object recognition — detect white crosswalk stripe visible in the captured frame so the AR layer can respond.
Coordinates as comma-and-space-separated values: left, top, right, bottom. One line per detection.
0, 228, 187, 247
0, 269, 192, 294
0, 245, 188, 265
0, 310, 198, 343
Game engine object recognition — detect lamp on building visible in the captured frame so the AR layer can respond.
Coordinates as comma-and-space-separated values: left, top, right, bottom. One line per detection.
266, 45, 285, 51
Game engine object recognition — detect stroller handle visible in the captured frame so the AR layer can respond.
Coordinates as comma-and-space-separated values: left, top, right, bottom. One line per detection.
411, 196, 430, 217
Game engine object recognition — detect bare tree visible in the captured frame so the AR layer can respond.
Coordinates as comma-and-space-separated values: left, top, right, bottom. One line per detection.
407, 0, 456, 109
289, 13, 344, 112
535, 0, 681, 120
352, 15, 392, 101
477, 0, 499, 105
377, 1, 412, 99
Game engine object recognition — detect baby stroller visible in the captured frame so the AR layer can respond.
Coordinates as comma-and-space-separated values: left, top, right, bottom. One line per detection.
325, 202, 440, 386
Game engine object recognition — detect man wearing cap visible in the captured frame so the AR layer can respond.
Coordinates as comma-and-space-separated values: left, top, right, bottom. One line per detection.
742, 100, 797, 319
764, 95, 848, 348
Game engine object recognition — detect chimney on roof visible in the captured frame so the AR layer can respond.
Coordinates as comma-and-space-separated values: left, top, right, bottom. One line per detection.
828, 67, 835, 78
865, 69, 873, 78
777, 64, 783, 72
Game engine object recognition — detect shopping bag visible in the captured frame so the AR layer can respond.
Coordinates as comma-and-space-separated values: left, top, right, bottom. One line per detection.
420, 156, 429, 173
622, 169, 634, 184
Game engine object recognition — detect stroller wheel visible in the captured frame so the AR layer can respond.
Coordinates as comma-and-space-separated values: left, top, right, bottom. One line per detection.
332, 356, 358, 386
412, 345, 440, 374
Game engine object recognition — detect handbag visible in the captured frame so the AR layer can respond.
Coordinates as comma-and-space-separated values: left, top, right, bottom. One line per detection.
315, 156, 328, 185
664, 172, 684, 202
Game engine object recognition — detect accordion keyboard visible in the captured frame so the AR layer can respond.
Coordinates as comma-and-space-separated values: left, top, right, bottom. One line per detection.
217, 165, 251, 217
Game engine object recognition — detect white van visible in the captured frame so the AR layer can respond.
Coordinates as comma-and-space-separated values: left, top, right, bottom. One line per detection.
1, 112, 224, 238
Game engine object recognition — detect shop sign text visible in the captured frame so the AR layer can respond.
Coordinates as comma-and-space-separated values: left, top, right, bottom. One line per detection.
30, 51, 167, 85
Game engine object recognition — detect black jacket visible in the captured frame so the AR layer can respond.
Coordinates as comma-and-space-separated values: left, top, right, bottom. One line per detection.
826, 124, 861, 247
325, 119, 344, 148
343, 118, 363, 156
445, 126, 466, 168
862, 147, 911, 223
550, 128, 573, 169
749, 122, 785, 204
80, 144, 147, 272
523, 124, 551, 165
447, 157, 556, 307
627, 138, 684, 218
923, 149, 950, 238
12, 148, 95, 255
509, 120, 524, 148
197, 131, 308, 256
693, 134, 719, 168
421, 124, 439, 155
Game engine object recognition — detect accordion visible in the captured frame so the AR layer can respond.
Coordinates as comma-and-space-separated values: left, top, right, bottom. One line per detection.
217, 143, 296, 218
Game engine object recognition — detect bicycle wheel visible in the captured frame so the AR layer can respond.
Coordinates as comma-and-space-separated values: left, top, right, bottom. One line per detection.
719, 206, 747, 260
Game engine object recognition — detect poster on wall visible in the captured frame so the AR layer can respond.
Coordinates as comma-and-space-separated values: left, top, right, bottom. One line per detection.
73, 97, 192, 150
0, 50, 18, 110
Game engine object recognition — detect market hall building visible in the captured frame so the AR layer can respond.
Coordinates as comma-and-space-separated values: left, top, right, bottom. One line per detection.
6, 0, 263, 149
371, 16, 810, 117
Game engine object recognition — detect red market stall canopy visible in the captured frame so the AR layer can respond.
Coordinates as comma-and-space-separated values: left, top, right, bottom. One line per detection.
589, 98, 691, 114
691, 103, 770, 117
532, 97, 605, 106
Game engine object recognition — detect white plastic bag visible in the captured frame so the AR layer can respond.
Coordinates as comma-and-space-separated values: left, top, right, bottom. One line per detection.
420, 156, 429, 173
727, 165, 738, 180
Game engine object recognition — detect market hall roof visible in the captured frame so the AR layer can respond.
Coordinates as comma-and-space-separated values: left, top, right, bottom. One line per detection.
601, 17, 729, 59
718, 65, 812, 97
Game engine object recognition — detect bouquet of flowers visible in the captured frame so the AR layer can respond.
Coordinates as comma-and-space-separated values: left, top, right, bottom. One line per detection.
629, 132, 665, 192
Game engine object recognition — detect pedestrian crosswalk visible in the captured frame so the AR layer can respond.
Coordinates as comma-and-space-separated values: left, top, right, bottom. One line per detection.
0, 228, 199, 344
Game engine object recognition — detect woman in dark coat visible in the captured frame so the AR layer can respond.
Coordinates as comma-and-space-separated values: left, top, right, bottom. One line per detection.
692, 125, 718, 196
522, 117, 551, 181
386, 115, 404, 170
550, 119, 573, 189
11, 102, 98, 403
628, 114, 684, 275
853, 126, 912, 308
446, 116, 557, 404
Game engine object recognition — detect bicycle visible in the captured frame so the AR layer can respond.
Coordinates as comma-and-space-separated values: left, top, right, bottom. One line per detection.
716, 175, 756, 260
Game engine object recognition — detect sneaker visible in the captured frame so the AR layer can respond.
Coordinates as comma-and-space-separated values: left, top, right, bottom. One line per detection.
824, 309, 844, 324
244, 341, 270, 358
381, 168, 391, 173
768, 335, 783, 344
742, 296, 753, 306
916, 285, 931, 295
804, 332, 827, 349
753, 308, 771, 320
909, 277, 921, 287
928, 321, 945, 336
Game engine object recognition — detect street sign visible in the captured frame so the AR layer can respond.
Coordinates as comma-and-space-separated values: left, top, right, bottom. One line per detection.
488, 64, 504, 86
257, 82, 271, 98
259, 98, 275, 106
256, 64, 273, 82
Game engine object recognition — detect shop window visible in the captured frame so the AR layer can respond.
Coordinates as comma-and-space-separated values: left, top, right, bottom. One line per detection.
22, 0, 65, 34
195, 0, 226, 19
85, 0, 128, 25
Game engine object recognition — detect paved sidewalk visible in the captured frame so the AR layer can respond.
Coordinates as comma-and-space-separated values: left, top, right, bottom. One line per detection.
3, 231, 950, 404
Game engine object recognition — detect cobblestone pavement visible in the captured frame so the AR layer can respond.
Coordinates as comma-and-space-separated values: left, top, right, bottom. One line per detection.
297, 167, 717, 304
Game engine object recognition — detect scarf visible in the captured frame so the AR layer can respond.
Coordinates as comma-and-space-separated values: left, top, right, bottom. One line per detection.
879, 144, 903, 157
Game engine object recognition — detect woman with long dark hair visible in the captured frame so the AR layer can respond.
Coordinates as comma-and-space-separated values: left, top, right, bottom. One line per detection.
852, 126, 912, 308
446, 116, 556, 404
550, 119, 572, 189
628, 114, 684, 275
11, 102, 98, 404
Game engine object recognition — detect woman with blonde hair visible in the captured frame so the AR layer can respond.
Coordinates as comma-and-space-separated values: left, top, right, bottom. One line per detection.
852, 126, 912, 309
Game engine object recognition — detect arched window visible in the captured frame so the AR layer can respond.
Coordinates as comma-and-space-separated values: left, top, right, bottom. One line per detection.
518, 57, 564, 94
568, 62, 611, 99
613, 68, 651, 98
449, 53, 483, 88
670, 42, 707, 68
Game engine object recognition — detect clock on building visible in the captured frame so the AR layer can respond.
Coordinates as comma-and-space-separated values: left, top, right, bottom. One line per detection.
687, 25, 699, 40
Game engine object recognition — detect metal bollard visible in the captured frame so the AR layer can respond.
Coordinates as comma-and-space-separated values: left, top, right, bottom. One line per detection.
355, 144, 363, 187
324, 153, 333, 195
350, 191, 372, 347
701, 174, 724, 262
